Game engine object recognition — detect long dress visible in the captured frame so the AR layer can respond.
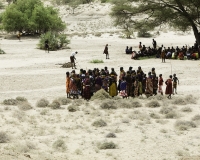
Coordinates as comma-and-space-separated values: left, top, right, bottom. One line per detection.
120, 81, 127, 97
165, 78, 172, 95
83, 77, 91, 100
66, 77, 70, 94
109, 77, 117, 97
145, 77, 153, 96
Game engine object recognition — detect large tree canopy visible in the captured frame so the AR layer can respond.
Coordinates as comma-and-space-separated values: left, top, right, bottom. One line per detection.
1, 0, 66, 33
111, 0, 200, 44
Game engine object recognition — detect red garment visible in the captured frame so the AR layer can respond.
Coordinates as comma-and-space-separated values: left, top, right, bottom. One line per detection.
165, 78, 172, 94
159, 77, 163, 85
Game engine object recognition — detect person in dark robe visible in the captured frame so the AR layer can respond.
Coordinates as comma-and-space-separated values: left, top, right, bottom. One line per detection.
165, 75, 173, 99
83, 75, 91, 100
103, 44, 109, 59
45, 39, 49, 53
152, 39, 157, 49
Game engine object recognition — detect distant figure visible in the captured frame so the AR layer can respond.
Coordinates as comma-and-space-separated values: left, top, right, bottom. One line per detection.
70, 51, 78, 69
139, 42, 142, 51
152, 39, 157, 49
161, 50, 166, 63
45, 39, 49, 53
173, 74, 179, 94
158, 74, 164, 95
165, 75, 173, 99
125, 46, 129, 54
17, 32, 21, 41
103, 44, 109, 59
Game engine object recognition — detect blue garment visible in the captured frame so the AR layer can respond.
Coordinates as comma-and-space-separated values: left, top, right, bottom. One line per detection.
120, 81, 127, 90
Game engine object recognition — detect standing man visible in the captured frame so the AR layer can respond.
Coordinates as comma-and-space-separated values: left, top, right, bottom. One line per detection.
45, 39, 49, 53
161, 49, 166, 63
152, 39, 157, 49
103, 44, 109, 59
70, 51, 78, 69
165, 75, 173, 99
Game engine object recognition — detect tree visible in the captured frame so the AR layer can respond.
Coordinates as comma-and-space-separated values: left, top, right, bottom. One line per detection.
111, 0, 200, 44
2, 0, 66, 34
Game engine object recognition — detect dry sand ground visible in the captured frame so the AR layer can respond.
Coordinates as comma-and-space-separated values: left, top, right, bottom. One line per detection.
1, 2, 200, 160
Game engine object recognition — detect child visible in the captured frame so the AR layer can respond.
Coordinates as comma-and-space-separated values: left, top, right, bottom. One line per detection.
173, 74, 179, 94
120, 77, 127, 98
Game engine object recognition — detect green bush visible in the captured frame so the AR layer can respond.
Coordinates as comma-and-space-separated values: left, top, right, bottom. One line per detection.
91, 89, 111, 100
18, 102, 32, 111
146, 100, 160, 108
52, 139, 66, 151
38, 31, 70, 51
100, 100, 117, 109
16, 96, 27, 103
0, 132, 9, 143
2, 0, 66, 33
137, 29, 152, 38
175, 120, 196, 131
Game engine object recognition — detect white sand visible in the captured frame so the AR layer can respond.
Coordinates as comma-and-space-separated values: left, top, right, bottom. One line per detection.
0, 2, 200, 160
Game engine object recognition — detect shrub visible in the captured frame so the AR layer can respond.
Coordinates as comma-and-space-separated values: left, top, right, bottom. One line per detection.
98, 141, 117, 149
38, 31, 70, 51
57, 97, 71, 105
191, 115, 200, 121
117, 100, 132, 108
184, 95, 196, 104
52, 139, 66, 151
36, 98, 49, 108
16, 96, 27, 103
160, 107, 174, 114
72, 99, 84, 106
68, 105, 79, 112
137, 29, 152, 38
18, 102, 32, 111
181, 107, 192, 112
40, 109, 49, 115
130, 100, 143, 108
172, 97, 187, 105
48, 100, 61, 109
175, 120, 196, 131
106, 133, 116, 138
0, 132, 9, 143
146, 100, 160, 108
91, 89, 111, 100
92, 119, 107, 127
90, 59, 104, 63
150, 113, 160, 119
0, 48, 6, 54
100, 100, 117, 109
3, 98, 18, 105
165, 111, 178, 119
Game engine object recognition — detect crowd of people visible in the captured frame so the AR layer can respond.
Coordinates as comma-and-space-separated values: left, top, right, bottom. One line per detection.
126, 39, 200, 61
66, 66, 179, 100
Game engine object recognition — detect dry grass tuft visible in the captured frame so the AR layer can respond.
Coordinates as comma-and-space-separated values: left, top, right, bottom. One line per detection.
98, 141, 117, 149
68, 105, 79, 112
0, 132, 9, 143
172, 97, 187, 105
191, 115, 200, 121
91, 89, 111, 100
160, 106, 178, 119
100, 99, 117, 109
3, 98, 18, 105
175, 120, 196, 131
18, 102, 32, 111
92, 119, 107, 127
48, 100, 61, 109
13, 110, 26, 121
57, 97, 71, 105
106, 133, 116, 138
36, 98, 49, 108
181, 107, 192, 112
72, 99, 84, 106
184, 95, 196, 104
150, 112, 160, 119
129, 110, 150, 121
146, 100, 160, 108
52, 139, 66, 151
16, 96, 27, 103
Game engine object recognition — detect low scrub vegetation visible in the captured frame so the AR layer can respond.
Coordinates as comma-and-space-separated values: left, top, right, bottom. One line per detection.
146, 100, 160, 108
90, 59, 104, 63
18, 102, 32, 111
91, 89, 111, 100
52, 139, 66, 151
98, 141, 117, 149
3, 98, 18, 105
175, 120, 196, 131
0, 48, 6, 54
100, 99, 117, 109
48, 100, 61, 109
0, 132, 9, 143
92, 119, 107, 127
68, 105, 79, 112
36, 98, 49, 108
106, 133, 116, 138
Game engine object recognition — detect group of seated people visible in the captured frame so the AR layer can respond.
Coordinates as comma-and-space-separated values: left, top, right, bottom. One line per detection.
125, 41, 200, 60
66, 66, 178, 100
